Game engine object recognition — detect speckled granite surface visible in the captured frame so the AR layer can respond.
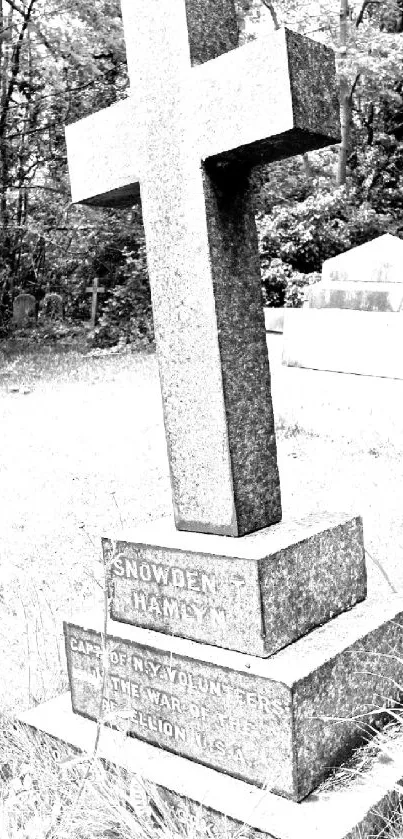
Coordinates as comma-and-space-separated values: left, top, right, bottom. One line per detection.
196, 28, 340, 168
286, 30, 340, 145
61, 2, 403, 826
203, 166, 281, 534
65, 2, 341, 535
185, 0, 238, 65
105, 513, 366, 657
65, 597, 403, 802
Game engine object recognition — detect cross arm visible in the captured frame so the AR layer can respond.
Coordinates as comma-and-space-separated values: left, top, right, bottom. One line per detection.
191, 28, 341, 167
65, 98, 141, 208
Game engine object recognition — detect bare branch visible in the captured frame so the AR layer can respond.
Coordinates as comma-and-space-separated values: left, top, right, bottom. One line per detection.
350, 72, 361, 99
0, 0, 37, 137
1, 0, 24, 17
2, 185, 69, 195
1, 0, 62, 56
6, 121, 59, 139
356, 0, 381, 27
260, 0, 280, 30
6, 63, 126, 111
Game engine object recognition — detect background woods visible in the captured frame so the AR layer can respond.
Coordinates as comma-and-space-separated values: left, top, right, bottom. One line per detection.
0, 0, 402, 343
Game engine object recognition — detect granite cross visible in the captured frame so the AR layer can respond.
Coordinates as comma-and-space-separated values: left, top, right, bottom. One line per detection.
66, 0, 339, 537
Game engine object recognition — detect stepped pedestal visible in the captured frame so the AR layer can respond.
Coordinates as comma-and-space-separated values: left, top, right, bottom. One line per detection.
65, 597, 403, 802
21, 691, 403, 839
56, 507, 403, 827
104, 513, 366, 656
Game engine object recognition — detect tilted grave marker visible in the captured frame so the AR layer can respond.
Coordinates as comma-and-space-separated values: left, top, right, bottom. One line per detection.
65, 3, 339, 537
24, 1, 403, 835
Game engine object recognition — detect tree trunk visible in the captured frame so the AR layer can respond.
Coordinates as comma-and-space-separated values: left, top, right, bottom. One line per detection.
337, 0, 350, 186
0, 1, 12, 270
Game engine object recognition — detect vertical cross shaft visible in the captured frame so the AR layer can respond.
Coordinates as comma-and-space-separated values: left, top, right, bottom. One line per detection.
87, 277, 105, 328
120, 0, 281, 536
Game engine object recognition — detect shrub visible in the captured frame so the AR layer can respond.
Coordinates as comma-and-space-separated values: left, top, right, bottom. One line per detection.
93, 245, 154, 348
258, 188, 392, 274
261, 258, 320, 308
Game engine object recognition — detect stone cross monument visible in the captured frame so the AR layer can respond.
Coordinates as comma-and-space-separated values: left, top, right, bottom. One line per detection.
25, 2, 403, 836
66, 0, 340, 537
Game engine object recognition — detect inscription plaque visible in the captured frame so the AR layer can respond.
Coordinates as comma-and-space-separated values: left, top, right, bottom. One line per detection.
104, 513, 367, 656
65, 599, 403, 801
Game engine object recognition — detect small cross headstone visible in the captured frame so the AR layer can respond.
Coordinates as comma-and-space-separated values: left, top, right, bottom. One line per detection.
13, 293, 36, 326
86, 277, 106, 328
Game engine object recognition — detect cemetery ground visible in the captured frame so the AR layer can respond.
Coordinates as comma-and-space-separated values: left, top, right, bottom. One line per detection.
2, 335, 403, 836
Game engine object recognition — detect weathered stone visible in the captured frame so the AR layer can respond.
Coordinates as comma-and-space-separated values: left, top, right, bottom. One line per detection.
21, 692, 403, 839
283, 308, 403, 379
24, 1, 403, 833
65, 29, 340, 207
65, 597, 403, 802
322, 234, 403, 286
306, 281, 403, 312
13, 293, 36, 326
283, 235, 403, 376
184, 0, 239, 66
303, 235, 403, 319
65, 3, 340, 536
104, 513, 366, 657
264, 307, 285, 333
191, 28, 340, 168
40, 292, 64, 320
65, 99, 140, 208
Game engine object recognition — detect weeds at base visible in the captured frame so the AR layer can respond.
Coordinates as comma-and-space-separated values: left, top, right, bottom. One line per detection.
0, 715, 259, 839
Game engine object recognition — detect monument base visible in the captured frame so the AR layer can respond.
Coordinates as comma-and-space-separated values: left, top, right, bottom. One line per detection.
103, 512, 366, 657
306, 280, 403, 312
64, 598, 403, 801
264, 308, 285, 333
20, 693, 402, 839
283, 309, 403, 378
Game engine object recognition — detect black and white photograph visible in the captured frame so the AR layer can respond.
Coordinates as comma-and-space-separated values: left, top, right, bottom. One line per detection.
1, 1, 403, 837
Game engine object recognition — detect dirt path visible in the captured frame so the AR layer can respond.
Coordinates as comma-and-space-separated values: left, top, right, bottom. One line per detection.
1, 340, 403, 713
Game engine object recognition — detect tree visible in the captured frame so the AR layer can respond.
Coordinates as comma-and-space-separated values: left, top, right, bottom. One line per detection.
1, 0, 403, 335
0, 0, 127, 320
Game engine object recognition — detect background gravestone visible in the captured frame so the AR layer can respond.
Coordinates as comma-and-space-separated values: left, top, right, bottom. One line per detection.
40, 292, 64, 321
13, 293, 37, 326
306, 234, 403, 311
283, 233, 403, 377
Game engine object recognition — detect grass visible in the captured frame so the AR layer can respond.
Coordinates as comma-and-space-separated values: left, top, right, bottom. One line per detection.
1, 337, 403, 836
0, 716, 219, 839
0, 718, 259, 839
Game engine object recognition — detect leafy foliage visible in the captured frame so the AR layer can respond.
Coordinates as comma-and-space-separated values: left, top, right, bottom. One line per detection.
260, 258, 320, 307
1, 0, 403, 339
259, 187, 393, 273
0, 0, 128, 328
94, 244, 154, 348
